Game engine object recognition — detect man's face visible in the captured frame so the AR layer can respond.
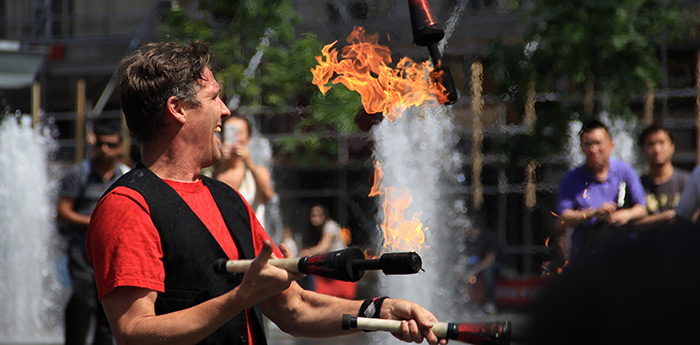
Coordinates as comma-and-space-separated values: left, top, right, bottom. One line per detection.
185, 67, 231, 168
580, 128, 614, 170
642, 130, 675, 166
92, 133, 123, 163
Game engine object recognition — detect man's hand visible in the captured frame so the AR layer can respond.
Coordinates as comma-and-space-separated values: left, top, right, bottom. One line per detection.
594, 202, 617, 222
380, 299, 448, 345
609, 204, 648, 226
235, 240, 301, 309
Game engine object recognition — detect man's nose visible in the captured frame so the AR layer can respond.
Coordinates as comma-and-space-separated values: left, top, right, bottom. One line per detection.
219, 98, 231, 116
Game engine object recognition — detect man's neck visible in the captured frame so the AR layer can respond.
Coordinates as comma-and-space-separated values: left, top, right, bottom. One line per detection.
140, 142, 202, 182
586, 160, 611, 181
648, 162, 674, 185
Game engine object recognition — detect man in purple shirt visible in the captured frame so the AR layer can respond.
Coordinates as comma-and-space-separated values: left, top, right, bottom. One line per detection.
556, 120, 647, 260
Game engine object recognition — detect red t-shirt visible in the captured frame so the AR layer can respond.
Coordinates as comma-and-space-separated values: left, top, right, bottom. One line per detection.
87, 178, 282, 344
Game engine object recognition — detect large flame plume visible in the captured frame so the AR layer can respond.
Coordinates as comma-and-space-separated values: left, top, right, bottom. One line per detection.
310, 26, 449, 121
311, 27, 445, 252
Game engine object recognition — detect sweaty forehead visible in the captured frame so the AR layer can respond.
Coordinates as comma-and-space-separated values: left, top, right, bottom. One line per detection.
201, 67, 215, 80
199, 69, 220, 92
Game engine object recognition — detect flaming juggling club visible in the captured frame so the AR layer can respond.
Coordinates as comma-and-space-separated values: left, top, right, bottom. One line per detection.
342, 315, 511, 345
353, 251, 422, 275
214, 248, 423, 282
408, 0, 458, 105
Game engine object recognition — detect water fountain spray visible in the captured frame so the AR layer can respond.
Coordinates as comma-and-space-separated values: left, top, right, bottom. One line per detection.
408, 0, 458, 105
309, 9, 478, 344
0, 113, 68, 344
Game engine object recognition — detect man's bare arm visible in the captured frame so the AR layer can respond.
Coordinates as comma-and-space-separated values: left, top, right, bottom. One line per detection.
57, 197, 91, 226
101, 241, 297, 345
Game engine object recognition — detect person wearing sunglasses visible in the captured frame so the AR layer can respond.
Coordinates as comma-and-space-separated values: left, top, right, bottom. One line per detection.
57, 118, 131, 345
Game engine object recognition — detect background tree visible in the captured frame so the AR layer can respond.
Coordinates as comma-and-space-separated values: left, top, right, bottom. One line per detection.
161, 0, 362, 162
489, 0, 696, 162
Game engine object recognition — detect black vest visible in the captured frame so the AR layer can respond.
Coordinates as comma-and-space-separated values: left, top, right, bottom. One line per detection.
105, 165, 267, 345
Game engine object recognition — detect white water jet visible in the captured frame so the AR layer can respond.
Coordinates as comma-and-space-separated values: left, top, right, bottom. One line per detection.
438, 0, 468, 54
605, 115, 643, 173
566, 120, 584, 169
365, 6, 470, 343
0, 113, 68, 344
369, 105, 465, 344
227, 28, 275, 111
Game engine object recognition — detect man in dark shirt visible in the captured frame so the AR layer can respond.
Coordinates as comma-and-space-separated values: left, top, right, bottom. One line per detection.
636, 125, 689, 228
57, 118, 129, 345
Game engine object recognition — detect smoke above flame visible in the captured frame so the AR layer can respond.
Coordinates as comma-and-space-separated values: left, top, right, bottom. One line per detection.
310, 26, 449, 121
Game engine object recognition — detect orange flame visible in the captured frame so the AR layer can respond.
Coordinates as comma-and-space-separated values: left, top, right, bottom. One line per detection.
312, 28, 436, 252
370, 161, 427, 252
363, 248, 378, 260
340, 227, 352, 246
311, 26, 449, 121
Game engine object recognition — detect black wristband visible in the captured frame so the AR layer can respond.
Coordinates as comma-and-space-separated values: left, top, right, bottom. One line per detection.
359, 296, 389, 319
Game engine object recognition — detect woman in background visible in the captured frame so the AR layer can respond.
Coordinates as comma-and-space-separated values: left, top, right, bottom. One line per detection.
299, 204, 356, 298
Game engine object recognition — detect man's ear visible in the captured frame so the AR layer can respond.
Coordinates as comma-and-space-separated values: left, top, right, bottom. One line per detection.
165, 96, 187, 125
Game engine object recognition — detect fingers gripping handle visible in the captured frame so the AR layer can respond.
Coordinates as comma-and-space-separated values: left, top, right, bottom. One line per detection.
341, 314, 511, 345
213, 257, 302, 274
342, 314, 449, 338
213, 248, 422, 281
213, 247, 365, 282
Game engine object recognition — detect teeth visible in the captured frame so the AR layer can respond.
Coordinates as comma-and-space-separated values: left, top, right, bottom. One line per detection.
215, 127, 221, 133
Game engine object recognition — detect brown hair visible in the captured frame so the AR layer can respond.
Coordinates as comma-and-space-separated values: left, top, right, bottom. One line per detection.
117, 41, 212, 143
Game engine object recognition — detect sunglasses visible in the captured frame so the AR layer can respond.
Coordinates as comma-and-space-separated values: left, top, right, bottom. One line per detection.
95, 140, 121, 149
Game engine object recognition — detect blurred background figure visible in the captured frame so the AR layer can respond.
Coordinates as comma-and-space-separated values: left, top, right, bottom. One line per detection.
674, 162, 700, 223
57, 118, 130, 345
299, 204, 356, 299
637, 125, 689, 227
213, 113, 274, 224
280, 224, 299, 257
556, 120, 647, 261
463, 219, 501, 314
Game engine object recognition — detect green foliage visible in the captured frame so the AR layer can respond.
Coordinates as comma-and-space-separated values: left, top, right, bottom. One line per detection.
277, 85, 362, 164
162, 0, 306, 112
498, 104, 575, 162
487, 0, 696, 162
160, 1, 363, 163
528, 0, 694, 115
